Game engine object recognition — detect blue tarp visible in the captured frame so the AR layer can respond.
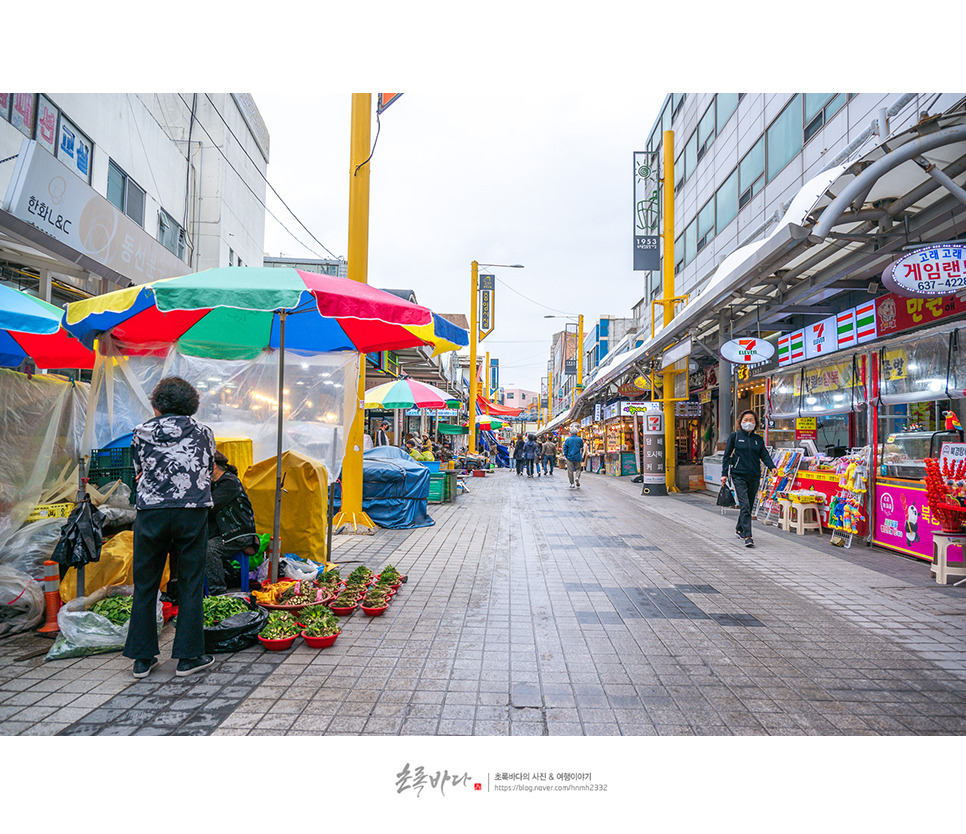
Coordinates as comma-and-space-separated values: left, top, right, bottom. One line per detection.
332, 446, 435, 529
479, 429, 509, 467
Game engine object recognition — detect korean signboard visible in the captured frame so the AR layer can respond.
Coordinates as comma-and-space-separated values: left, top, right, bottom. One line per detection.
882, 245, 966, 298
633, 152, 660, 271
479, 274, 494, 339
3, 140, 190, 285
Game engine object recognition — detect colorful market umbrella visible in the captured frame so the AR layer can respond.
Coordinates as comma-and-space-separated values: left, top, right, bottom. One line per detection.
63, 267, 468, 580
0, 284, 95, 369
364, 378, 461, 409
474, 415, 504, 430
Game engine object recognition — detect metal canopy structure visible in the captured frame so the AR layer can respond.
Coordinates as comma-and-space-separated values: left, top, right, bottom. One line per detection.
578, 103, 966, 412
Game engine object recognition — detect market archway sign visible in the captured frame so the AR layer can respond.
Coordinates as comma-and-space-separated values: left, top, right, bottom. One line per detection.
882, 244, 966, 297
719, 338, 775, 364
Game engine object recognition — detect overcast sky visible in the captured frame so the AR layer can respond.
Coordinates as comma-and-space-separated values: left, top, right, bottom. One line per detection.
255, 91, 664, 394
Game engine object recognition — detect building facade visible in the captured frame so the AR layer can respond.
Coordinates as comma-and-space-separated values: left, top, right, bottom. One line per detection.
0, 93, 269, 310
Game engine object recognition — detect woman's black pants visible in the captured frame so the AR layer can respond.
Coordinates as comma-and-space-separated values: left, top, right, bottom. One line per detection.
732, 474, 758, 539
124, 507, 208, 661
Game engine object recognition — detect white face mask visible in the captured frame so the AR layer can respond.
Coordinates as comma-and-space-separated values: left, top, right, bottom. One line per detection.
741, 421, 755, 431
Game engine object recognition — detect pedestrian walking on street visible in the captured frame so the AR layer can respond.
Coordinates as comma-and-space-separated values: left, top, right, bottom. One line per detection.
563, 425, 585, 489
523, 433, 539, 477
541, 437, 557, 475
124, 376, 216, 680
513, 435, 525, 476
721, 409, 776, 548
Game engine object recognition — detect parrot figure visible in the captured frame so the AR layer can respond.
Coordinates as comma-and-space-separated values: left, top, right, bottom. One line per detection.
945, 411, 963, 432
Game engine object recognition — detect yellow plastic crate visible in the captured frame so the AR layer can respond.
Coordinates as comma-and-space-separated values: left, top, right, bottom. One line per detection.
27, 502, 74, 522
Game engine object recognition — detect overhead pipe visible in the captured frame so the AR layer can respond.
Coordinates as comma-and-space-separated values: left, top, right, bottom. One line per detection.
819, 93, 917, 174
915, 156, 966, 211
812, 123, 966, 240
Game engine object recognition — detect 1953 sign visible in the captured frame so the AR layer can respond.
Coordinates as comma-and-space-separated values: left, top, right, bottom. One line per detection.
882, 245, 966, 297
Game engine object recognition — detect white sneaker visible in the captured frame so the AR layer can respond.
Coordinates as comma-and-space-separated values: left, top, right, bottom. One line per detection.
569, 484, 576, 489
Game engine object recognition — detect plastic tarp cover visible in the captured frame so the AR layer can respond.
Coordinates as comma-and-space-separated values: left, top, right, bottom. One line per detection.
879, 329, 954, 405
45, 584, 162, 661
333, 446, 434, 529
0, 369, 87, 554
243, 450, 328, 562
479, 430, 510, 467
0, 565, 44, 637
0, 517, 66, 580
83, 346, 358, 481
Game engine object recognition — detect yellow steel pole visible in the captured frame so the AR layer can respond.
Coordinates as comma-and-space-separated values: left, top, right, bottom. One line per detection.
577, 314, 584, 395
468, 260, 479, 455
485, 350, 491, 402
333, 93, 377, 533
661, 129, 678, 494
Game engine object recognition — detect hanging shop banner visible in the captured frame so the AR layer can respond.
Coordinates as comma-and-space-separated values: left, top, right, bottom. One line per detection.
801, 357, 862, 396
720, 337, 775, 364
700, 390, 712, 404
618, 381, 647, 396
621, 401, 651, 416
875, 292, 966, 339
565, 359, 577, 376
940, 442, 966, 471
881, 244, 966, 298
594, 403, 602, 421
478, 274, 495, 339
880, 346, 909, 382
805, 316, 838, 359
633, 151, 660, 271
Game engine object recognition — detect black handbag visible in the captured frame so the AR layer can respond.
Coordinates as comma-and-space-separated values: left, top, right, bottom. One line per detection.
716, 483, 736, 508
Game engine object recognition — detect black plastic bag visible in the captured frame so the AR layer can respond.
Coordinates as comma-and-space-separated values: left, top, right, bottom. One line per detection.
716, 483, 736, 508
204, 597, 269, 654
51, 499, 104, 568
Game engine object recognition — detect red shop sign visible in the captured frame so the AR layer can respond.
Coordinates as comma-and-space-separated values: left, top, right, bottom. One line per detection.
874, 292, 966, 338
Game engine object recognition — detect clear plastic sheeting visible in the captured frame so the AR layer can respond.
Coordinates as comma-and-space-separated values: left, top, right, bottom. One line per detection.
0, 565, 44, 637
800, 355, 867, 417
0, 369, 87, 554
878, 329, 953, 405
0, 517, 66, 580
84, 346, 358, 480
769, 369, 801, 418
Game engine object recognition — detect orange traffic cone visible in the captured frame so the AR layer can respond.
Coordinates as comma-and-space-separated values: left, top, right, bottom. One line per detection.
37, 560, 61, 634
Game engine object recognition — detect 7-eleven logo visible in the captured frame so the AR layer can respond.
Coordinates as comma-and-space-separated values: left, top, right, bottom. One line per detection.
737, 339, 758, 362
811, 322, 828, 353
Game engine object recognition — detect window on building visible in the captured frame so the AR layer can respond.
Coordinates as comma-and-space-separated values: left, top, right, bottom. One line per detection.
157, 210, 185, 260
716, 167, 739, 233
674, 143, 686, 192
521, 393, 527, 401
674, 232, 685, 274
107, 160, 145, 227
739, 136, 764, 208
766, 94, 802, 182
697, 104, 715, 161
684, 131, 697, 181
803, 93, 848, 143
672, 93, 686, 121
696, 197, 715, 252
506, 392, 515, 399
716, 93, 740, 132
684, 218, 697, 266
229, 247, 235, 266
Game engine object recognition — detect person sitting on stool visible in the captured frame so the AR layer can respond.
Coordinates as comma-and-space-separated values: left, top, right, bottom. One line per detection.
205, 451, 260, 595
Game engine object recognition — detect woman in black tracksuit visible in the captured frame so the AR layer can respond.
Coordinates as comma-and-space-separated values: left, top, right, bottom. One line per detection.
721, 410, 775, 548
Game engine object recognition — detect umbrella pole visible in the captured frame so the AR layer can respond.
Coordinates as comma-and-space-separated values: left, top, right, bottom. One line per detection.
271, 311, 286, 584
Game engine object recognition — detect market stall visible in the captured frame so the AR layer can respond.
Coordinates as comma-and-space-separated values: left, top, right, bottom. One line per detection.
598, 401, 647, 477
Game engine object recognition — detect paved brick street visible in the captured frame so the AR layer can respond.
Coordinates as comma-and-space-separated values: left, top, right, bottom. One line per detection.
2, 466, 965, 737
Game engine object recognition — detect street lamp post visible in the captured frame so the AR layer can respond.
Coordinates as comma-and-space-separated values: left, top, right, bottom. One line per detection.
469, 261, 523, 455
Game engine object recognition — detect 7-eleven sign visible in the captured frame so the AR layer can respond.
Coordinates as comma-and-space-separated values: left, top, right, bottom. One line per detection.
805, 315, 837, 359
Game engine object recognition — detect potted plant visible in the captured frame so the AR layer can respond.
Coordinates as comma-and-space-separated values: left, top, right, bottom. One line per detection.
360, 588, 390, 616
379, 564, 402, 586
301, 609, 342, 648
347, 566, 374, 586
258, 610, 300, 650
329, 590, 359, 615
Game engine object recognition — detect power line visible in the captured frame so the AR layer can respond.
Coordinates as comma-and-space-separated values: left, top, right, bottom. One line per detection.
201, 94, 339, 260
174, 94, 336, 262
494, 276, 574, 315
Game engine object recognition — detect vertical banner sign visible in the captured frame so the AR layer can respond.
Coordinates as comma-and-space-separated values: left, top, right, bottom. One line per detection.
805, 315, 837, 359
789, 329, 806, 362
639, 403, 666, 494
479, 273, 495, 340
633, 151, 660, 271
855, 300, 877, 343
836, 308, 857, 349
777, 334, 791, 366
489, 358, 499, 396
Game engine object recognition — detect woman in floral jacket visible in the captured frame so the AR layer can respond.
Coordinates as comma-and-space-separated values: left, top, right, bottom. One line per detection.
123, 376, 216, 680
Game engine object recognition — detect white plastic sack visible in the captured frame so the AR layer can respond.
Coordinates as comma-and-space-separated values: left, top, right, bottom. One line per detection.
281, 556, 323, 581
0, 566, 44, 637
45, 584, 161, 661
0, 517, 67, 579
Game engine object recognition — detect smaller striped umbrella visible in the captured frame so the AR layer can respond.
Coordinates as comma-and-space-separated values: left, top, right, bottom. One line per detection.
474, 415, 505, 430
364, 378, 462, 409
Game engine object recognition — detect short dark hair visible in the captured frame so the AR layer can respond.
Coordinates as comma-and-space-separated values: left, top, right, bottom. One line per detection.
150, 376, 200, 416
738, 410, 759, 430
213, 451, 230, 468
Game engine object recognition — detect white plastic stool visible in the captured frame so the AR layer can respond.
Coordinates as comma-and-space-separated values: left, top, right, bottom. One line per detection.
930, 532, 966, 585
789, 503, 822, 535
777, 499, 793, 532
